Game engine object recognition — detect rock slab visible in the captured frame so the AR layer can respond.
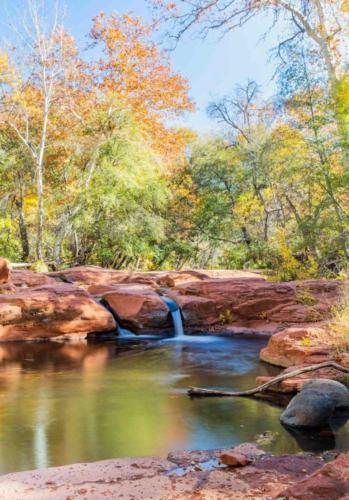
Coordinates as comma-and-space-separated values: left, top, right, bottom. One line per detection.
0, 284, 116, 341
167, 278, 342, 329
0, 449, 327, 500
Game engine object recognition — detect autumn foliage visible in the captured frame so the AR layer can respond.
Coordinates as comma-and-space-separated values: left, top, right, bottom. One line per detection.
90, 13, 194, 161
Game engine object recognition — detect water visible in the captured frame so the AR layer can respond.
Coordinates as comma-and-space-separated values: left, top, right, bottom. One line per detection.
0, 335, 348, 474
171, 309, 185, 338
161, 296, 185, 338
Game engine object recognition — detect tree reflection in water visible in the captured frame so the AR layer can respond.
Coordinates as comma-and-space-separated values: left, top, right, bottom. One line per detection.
0, 336, 347, 474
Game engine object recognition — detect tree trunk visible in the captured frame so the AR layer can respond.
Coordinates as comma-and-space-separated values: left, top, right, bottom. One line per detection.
36, 162, 44, 261
15, 181, 30, 261
187, 361, 349, 397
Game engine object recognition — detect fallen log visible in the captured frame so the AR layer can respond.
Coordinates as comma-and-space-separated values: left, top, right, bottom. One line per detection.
187, 361, 349, 397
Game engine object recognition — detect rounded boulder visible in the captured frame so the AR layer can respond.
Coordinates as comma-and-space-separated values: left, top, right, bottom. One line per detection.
280, 379, 349, 428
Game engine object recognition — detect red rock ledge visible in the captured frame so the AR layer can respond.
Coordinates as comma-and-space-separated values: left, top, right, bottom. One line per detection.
0, 446, 346, 499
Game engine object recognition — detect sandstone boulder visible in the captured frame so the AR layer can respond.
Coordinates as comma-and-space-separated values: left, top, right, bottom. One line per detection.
0, 284, 116, 342
102, 285, 171, 333
260, 326, 332, 367
280, 379, 349, 428
167, 279, 342, 329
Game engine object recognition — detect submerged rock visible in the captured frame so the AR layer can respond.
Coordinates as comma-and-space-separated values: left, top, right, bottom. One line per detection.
280, 379, 349, 428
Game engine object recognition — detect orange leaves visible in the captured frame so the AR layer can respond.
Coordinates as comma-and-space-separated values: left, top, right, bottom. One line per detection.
90, 12, 195, 162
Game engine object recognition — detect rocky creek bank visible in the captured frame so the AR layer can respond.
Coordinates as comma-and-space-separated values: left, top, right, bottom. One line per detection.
0, 443, 348, 499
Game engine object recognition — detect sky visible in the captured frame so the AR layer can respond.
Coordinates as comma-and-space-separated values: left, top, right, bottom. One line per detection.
0, 0, 283, 133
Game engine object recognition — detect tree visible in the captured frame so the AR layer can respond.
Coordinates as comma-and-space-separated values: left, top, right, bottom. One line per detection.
0, 0, 84, 260
90, 12, 194, 163
153, 0, 348, 83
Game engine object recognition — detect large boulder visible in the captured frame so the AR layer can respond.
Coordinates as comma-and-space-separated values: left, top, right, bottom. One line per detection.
280, 379, 349, 428
167, 279, 342, 329
260, 326, 332, 367
102, 284, 171, 333
0, 284, 116, 342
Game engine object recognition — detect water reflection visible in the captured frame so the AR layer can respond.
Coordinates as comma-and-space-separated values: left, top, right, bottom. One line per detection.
0, 336, 347, 474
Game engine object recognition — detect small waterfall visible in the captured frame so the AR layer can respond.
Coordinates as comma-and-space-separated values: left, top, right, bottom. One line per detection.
117, 324, 135, 338
162, 297, 185, 338
96, 297, 135, 338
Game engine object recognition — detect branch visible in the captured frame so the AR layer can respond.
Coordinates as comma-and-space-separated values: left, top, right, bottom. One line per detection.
187, 361, 349, 397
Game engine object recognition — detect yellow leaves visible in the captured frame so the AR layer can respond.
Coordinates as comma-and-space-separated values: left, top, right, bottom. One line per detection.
0, 51, 18, 88
234, 192, 263, 222
341, 0, 349, 11
334, 72, 349, 120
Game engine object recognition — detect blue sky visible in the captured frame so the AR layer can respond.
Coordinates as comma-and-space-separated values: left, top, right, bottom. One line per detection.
64, 0, 281, 133
1, 0, 282, 133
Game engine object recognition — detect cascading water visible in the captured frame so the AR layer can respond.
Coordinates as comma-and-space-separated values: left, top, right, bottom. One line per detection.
96, 297, 135, 338
162, 297, 185, 338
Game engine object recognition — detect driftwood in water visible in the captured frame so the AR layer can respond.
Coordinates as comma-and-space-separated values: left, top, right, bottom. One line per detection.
187, 361, 349, 397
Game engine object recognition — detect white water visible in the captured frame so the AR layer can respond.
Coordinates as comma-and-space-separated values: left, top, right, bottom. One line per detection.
171, 308, 185, 338
116, 325, 136, 338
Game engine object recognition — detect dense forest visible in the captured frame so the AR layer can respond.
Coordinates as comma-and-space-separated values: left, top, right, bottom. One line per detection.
0, 0, 348, 279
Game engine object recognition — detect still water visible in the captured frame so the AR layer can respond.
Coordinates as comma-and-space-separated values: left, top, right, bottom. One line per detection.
0, 335, 348, 474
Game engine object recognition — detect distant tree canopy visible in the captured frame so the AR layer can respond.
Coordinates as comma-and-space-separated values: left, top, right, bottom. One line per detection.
0, 0, 348, 278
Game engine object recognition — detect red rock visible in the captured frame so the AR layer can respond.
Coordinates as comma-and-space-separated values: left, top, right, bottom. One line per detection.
103, 284, 171, 333
198, 269, 267, 280
49, 267, 208, 289
0, 258, 10, 284
256, 364, 349, 393
48, 265, 128, 287
155, 270, 209, 287
0, 284, 116, 341
167, 279, 342, 328
280, 452, 349, 499
11, 270, 56, 288
220, 452, 251, 467
0, 450, 326, 500
260, 327, 332, 367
